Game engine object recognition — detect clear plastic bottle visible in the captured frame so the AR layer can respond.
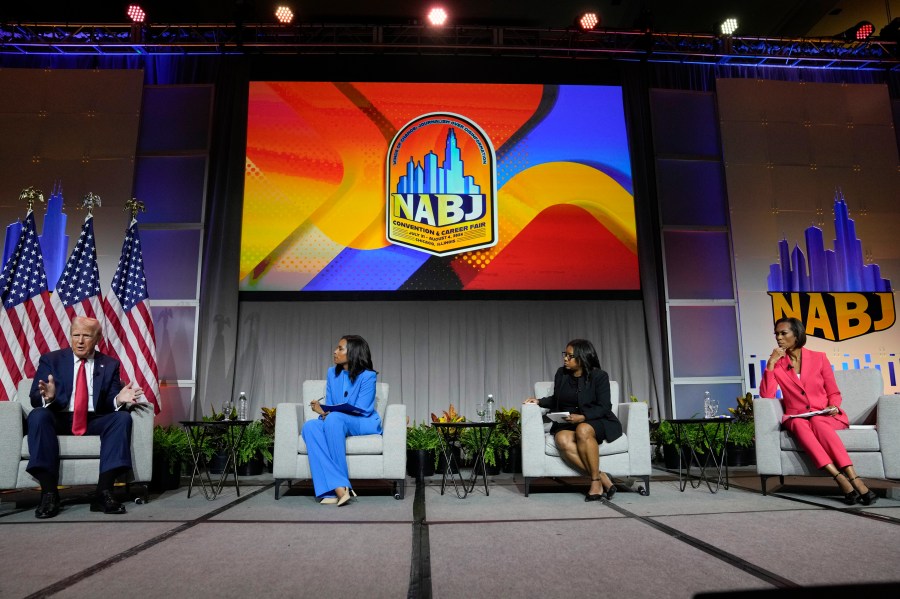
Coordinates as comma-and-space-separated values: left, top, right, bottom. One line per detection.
486, 394, 495, 423
238, 391, 248, 420
703, 390, 712, 419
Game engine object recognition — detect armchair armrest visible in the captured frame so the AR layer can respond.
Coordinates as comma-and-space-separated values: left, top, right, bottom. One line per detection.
129, 407, 155, 482
618, 402, 651, 475
521, 403, 546, 476
273, 402, 304, 478
877, 395, 900, 479
753, 397, 784, 476
0, 402, 25, 489
380, 403, 407, 478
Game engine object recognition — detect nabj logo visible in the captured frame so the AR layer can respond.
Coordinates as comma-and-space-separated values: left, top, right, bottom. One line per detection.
385, 113, 497, 256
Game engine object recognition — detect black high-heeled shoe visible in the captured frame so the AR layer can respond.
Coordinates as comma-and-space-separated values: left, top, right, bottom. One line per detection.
604, 483, 617, 501
585, 478, 605, 502
833, 473, 859, 505
847, 476, 877, 506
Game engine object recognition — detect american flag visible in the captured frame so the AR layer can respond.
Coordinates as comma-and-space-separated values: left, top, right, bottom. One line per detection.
0, 211, 68, 401
101, 219, 160, 414
51, 214, 103, 324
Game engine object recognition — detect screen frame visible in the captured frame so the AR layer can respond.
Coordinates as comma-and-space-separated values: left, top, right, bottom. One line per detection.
240, 55, 640, 302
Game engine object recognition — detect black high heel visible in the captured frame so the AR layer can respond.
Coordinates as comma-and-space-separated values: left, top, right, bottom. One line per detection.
847, 476, 877, 506
585, 478, 605, 502
833, 472, 859, 505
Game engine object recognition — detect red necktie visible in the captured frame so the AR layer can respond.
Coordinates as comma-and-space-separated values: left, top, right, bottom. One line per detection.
72, 359, 88, 436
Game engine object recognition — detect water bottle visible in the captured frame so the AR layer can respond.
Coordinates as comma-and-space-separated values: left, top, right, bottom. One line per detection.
703, 390, 712, 418
486, 394, 495, 423
238, 391, 248, 421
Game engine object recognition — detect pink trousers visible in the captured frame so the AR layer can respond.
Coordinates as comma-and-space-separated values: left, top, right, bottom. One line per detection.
784, 415, 851, 469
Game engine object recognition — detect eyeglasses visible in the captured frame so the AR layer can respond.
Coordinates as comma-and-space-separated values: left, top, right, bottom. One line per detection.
561, 352, 576, 360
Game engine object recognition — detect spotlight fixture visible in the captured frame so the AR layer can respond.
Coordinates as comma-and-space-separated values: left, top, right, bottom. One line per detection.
720, 18, 738, 35
427, 7, 448, 27
578, 12, 600, 31
275, 6, 294, 25
841, 20, 875, 41
126, 5, 146, 24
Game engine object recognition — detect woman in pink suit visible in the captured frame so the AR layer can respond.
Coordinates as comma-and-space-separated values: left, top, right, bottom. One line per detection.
760, 317, 877, 505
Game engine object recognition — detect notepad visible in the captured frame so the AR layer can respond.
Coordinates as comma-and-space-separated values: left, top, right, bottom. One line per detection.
547, 412, 571, 423
321, 403, 365, 416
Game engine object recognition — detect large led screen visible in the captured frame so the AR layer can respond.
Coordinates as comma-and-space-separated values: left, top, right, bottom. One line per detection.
241, 82, 638, 295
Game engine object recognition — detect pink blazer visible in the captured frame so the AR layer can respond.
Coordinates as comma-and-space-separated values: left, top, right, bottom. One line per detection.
758, 347, 849, 427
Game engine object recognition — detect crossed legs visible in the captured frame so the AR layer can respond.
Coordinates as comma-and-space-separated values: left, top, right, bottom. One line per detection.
554, 425, 611, 496
785, 415, 872, 496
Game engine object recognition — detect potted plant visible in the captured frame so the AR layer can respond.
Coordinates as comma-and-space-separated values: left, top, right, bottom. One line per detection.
494, 406, 522, 473
431, 404, 465, 474
406, 421, 441, 480
460, 427, 510, 475
726, 392, 756, 466
235, 420, 274, 476
151, 425, 189, 492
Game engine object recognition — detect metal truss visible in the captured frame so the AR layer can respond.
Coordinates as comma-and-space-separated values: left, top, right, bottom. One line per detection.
1, 22, 897, 70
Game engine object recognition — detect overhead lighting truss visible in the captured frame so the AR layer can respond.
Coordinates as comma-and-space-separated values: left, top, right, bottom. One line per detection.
0, 22, 896, 70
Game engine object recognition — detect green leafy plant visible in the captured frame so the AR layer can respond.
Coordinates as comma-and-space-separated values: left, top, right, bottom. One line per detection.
459, 427, 510, 467
406, 422, 441, 451
152, 425, 190, 474
728, 392, 754, 423
494, 406, 521, 447
728, 420, 755, 448
235, 421, 274, 466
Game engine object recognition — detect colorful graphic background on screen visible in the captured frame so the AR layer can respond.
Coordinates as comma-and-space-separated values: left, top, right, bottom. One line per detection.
241, 82, 638, 291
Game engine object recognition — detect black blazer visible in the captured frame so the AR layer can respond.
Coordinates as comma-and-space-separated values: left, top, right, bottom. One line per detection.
538, 366, 623, 443
29, 348, 124, 412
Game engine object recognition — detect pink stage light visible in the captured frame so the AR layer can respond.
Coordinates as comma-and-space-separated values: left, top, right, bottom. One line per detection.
126, 5, 146, 24
855, 22, 874, 40
578, 12, 599, 31
275, 6, 294, 25
427, 7, 448, 27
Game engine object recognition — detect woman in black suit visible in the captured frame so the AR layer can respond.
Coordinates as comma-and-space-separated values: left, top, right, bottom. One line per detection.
524, 339, 622, 501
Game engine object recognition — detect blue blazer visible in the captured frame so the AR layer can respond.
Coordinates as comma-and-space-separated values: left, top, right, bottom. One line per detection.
29, 348, 124, 413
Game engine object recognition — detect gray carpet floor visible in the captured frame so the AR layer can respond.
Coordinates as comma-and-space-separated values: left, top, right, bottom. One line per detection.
1, 467, 899, 598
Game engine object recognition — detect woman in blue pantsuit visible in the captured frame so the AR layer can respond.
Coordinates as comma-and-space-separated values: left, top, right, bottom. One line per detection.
301, 335, 382, 506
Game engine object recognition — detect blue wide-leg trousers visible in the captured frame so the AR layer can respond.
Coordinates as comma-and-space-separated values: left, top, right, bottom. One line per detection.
301, 412, 382, 498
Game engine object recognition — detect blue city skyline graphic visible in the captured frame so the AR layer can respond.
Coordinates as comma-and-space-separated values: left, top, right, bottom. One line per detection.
767, 194, 891, 293
396, 128, 481, 195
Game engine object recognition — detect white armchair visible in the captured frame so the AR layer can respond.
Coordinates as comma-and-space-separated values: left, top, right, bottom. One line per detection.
754, 368, 900, 494
0, 378, 154, 497
521, 380, 652, 496
272, 380, 406, 500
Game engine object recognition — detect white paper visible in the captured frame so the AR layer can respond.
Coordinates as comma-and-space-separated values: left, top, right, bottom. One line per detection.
788, 409, 830, 418
547, 412, 571, 423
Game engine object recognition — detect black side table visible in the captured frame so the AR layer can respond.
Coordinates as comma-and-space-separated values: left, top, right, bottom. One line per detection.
667, 417, 733, 493
433, 422, 497, 498
180, 420, 251, 500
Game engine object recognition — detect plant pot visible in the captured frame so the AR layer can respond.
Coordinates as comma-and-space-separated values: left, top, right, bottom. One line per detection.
208, 450, 229, 474
150, 459, 182, 492
662, 444, 701, 469
474, 460, 502, 476
406, 449, 436, 480
502, 446, 522, 473
436, 445, 461, 475
726, 442, 756, 467
236, 453, 265, 476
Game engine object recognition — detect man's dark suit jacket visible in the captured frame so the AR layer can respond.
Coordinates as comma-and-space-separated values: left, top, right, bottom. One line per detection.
29, 348, 124, 412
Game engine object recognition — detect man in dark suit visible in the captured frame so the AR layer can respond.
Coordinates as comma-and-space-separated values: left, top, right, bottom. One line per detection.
27, 316, 145, 519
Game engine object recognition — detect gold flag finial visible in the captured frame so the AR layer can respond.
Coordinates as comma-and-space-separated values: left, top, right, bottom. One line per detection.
124, 198, 146, 220
19, 187, 45, 212
80, 192, 102, 215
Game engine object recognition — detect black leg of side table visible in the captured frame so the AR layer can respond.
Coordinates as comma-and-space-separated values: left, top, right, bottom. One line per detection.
435, 427, 467, 498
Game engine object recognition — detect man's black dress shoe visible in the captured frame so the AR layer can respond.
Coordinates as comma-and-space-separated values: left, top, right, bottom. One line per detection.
35, 492, 60, 519
91, 490, 126, 514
